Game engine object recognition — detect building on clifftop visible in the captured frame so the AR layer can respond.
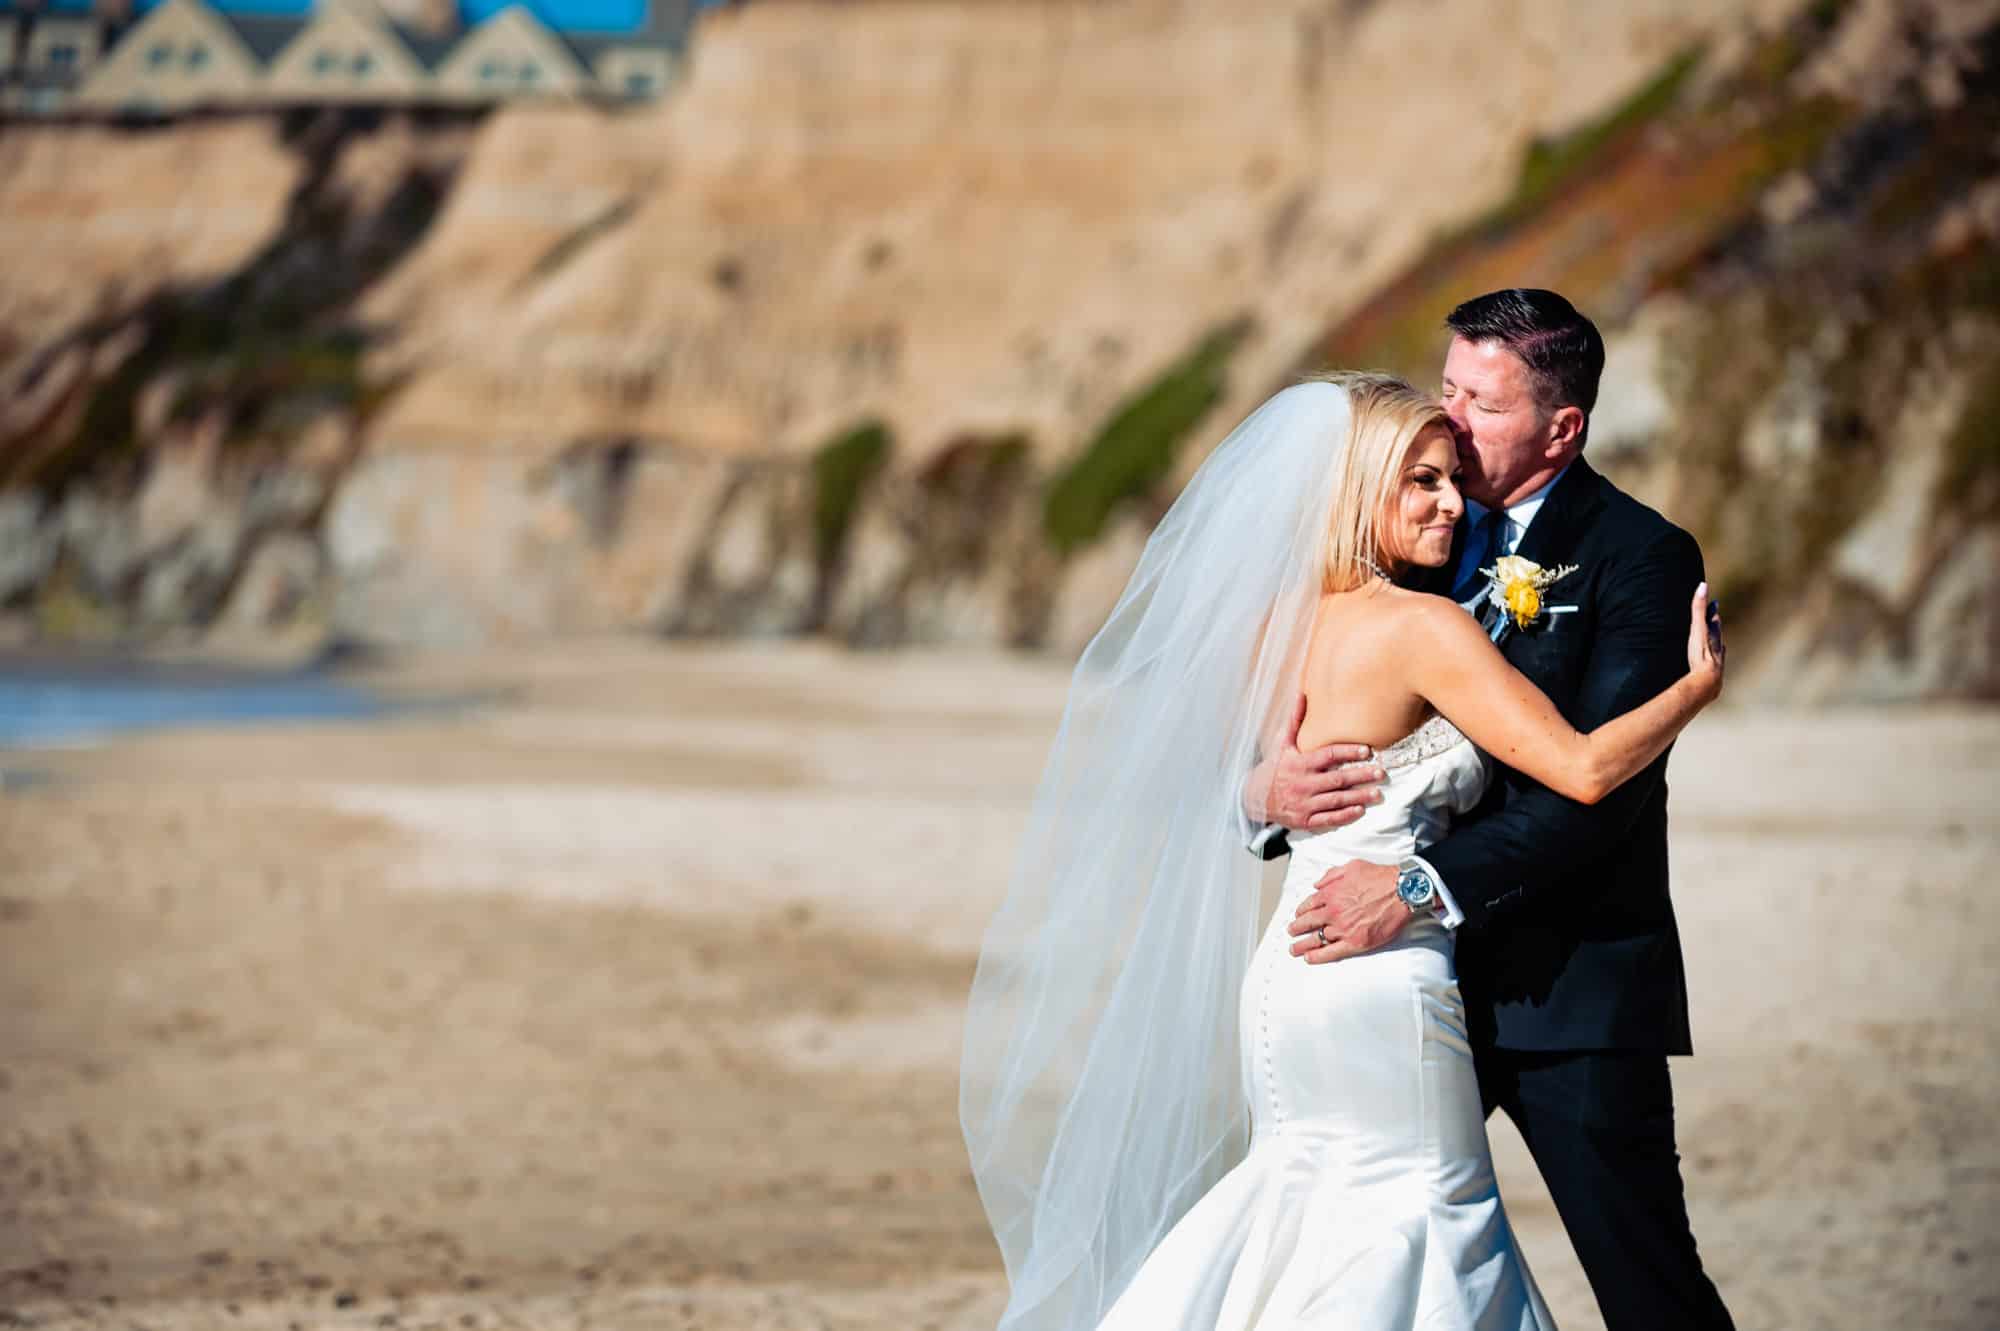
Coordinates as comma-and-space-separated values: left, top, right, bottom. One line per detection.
0, 0, 694, 115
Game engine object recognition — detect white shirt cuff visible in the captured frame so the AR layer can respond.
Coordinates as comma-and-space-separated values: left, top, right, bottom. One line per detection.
1248, 823, 1288, 859
1409, 853, 1463, 930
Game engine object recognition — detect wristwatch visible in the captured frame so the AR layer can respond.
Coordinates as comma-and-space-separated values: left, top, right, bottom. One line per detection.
1395, 858, 1438, 916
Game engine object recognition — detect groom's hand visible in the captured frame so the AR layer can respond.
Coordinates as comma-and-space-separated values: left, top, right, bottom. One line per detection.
1243, 694, 1385, 831
1286, 860, 1405, 963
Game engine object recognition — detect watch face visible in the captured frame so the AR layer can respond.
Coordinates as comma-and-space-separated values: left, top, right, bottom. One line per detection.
1397, 869, 1433, 907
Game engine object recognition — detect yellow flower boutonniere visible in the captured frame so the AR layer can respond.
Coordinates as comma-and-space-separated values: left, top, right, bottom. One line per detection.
1482, 555, 1580, 633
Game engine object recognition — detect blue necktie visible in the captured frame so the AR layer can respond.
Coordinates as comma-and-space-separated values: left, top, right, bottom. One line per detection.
1451, 507, 1507, 606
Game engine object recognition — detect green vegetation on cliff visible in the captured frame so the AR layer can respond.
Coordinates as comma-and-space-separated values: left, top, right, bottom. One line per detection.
1454, 45, 1705, 245
811, 420, 893, 567
1044, 319, 1250, 555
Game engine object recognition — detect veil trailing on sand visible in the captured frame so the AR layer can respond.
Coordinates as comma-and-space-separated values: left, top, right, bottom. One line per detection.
960, 381, 1357, 1331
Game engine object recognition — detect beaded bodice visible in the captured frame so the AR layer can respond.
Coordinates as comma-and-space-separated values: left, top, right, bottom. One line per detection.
1376, 713, 1472, 771
1287, 713, 1489, 870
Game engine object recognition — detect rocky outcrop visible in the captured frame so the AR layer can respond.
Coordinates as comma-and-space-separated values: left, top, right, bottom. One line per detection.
0, 494, 55, 606
821, 434, 1055, 649
0, 107, 473, 645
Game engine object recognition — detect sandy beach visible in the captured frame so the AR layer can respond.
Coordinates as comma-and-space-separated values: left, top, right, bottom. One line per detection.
2, 640, 1997, 1330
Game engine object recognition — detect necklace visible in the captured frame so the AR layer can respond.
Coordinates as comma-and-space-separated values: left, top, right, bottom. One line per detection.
1360, 555, 1395, 583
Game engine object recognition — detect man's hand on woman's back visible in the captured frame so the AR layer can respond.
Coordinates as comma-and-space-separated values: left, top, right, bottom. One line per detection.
1244, 693, 1386, 831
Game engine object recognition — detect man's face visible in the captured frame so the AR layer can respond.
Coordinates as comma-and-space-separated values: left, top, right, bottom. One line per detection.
1439, 335, 1558, 509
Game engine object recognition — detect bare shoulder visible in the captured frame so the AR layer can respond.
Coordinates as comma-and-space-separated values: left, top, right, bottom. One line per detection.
1325, 588, 1492, 683
1385, 588, 1487, 650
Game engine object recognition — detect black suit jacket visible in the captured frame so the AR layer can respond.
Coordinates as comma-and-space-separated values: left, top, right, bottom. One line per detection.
1415, 458, 1705, 1055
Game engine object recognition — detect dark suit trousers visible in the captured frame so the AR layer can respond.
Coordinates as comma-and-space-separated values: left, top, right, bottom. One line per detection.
1476, 1047, 1735, 1331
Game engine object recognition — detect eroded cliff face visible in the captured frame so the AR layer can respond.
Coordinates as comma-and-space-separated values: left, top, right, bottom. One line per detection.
2, 0, 1993, 701
357, 0, 1787, 462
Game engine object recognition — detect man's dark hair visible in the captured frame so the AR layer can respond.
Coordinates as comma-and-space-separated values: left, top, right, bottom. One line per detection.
1445, 288, 1605, 416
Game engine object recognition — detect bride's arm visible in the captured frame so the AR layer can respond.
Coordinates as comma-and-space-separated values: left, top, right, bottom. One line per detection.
1402, 585, 1724, 805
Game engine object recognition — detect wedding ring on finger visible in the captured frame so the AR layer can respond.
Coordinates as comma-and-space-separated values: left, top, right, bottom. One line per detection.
1316, 926, 1330, 947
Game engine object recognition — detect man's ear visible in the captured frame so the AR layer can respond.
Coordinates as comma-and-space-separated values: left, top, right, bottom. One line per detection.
1546, 405, 1586, 456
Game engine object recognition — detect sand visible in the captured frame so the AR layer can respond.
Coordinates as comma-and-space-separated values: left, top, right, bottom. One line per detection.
2, 640, 1996, 1330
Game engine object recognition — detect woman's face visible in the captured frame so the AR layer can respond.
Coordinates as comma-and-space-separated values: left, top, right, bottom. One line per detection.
1378, 425, 1464, 570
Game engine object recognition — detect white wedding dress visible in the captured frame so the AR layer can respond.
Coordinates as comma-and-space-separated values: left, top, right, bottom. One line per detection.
1095, 714, 1556, 1331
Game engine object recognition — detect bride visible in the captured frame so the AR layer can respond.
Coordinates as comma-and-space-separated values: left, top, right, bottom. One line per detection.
960, 373, 1724, 1331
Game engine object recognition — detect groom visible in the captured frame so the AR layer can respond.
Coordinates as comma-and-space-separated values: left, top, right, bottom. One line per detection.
1250, 289, 1735, 1329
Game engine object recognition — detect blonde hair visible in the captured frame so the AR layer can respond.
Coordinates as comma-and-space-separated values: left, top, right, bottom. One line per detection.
1311, 371, 1452, 593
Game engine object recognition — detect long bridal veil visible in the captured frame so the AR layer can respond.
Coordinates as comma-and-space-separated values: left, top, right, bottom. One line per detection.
961, 380, 1357, 1331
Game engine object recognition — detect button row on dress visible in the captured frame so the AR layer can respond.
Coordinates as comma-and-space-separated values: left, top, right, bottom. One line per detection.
1259, 953, 1283, 1127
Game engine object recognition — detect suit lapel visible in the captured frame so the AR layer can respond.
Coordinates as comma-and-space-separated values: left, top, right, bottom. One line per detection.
1512, 457, 1604, 569
1492, 458, 1603, 660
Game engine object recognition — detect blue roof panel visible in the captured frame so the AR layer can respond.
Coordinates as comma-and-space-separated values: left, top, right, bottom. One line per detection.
461, 0, 645, 35
1, 0, 688, 35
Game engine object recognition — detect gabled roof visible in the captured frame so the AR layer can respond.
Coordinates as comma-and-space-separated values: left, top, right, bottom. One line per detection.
72, 0, 268, 107
433, 2, 586, 84
391, 24, 455, 70
214, 10, 305, 62
119, 0, 265, 67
